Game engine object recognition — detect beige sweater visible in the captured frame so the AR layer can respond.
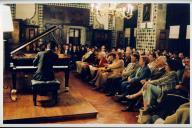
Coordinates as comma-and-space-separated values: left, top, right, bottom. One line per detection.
108, 59, 124, 75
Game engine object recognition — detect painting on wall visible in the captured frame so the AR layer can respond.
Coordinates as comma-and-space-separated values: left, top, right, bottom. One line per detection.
142, 4, 151, 22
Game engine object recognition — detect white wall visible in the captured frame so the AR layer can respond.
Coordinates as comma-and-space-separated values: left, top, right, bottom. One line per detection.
15, 4, 36, 20
0, 5, 4, 124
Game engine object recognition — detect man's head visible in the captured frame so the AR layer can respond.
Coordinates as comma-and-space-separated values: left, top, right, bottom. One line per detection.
166, 58, 177, 71
73, 45, 77, 50
98, 52, 106, 59
65, 44, 69, 50
126, 46, 131, 53
116, 52, 123, 60
179, 52, 184, 59
101, 45, 106, 51
125, 51, 131, 58
139, 55, 150, 67
184, 57, 190, 67
107, 53, 116, 63
131, 53, 140, 63
155, 56, 167, 68
86, 47, 91, 52
149, 53, 156, 62
111, 48, 116, 52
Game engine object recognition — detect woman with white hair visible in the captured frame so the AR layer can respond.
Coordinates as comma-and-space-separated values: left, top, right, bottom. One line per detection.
89, 52, 108, 77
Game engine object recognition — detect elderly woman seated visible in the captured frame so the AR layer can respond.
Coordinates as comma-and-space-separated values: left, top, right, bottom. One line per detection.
88, 52, 108, 78
89, 52, 115, 84
91, 52, 124, 91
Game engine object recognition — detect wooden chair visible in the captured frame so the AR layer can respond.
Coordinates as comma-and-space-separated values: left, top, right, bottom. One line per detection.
31, 79, 60, 106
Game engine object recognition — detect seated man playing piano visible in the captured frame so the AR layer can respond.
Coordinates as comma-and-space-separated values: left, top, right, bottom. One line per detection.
33, 41, 58, 81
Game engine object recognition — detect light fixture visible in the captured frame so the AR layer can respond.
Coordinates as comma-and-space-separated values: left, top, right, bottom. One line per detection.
0, 5, 14, 32
91, 3, 134, 20
0, 5, 14, 101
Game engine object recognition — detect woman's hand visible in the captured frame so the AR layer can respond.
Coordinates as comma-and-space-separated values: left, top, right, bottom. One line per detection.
140, 79, 146, 85
128, 76, 132, 83
175, 84, 183, 89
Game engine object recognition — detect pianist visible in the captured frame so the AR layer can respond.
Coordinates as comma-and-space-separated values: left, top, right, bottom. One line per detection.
33, 42, 58, 81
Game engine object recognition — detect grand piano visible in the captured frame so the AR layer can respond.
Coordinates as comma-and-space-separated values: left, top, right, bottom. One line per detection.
10, 26, 71, 101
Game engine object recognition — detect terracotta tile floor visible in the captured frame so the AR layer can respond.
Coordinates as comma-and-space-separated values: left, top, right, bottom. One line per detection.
54, 72, 138, 124
3, 72, 138, 124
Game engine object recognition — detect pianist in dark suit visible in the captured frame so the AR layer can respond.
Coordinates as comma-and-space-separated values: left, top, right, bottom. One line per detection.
33, 42, 58, 81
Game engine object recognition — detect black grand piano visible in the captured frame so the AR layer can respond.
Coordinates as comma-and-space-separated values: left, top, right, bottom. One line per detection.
9, 26, 71, 101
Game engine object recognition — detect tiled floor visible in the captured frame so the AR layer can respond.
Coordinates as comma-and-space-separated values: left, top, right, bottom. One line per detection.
55, 72, 138, 124
3, 72, 138, 124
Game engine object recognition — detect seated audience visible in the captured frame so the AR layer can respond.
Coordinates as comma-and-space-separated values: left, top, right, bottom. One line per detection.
122, 56, 167, 111
142, 58, 178, 111
114, 56, 151, 111
93, 52, 124, 90
72, 45, 189, 124
104, 53, 140, 96
89, 52, 108, 78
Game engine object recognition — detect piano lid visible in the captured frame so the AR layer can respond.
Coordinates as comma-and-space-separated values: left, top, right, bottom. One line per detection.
10, 25, 61, 56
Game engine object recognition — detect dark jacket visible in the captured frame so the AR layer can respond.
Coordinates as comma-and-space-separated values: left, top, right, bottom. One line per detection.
62, 49, 71, 55
33, 50, 58, 81
71, 50, 79, 61
151, 67, 166, 80
84, 52, 96, 64
124, 56, 131, 67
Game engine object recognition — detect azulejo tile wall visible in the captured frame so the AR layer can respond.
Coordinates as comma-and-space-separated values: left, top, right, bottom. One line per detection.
7, 4, 16, 19
8, 3, 118, 46
136, 4, 158, 52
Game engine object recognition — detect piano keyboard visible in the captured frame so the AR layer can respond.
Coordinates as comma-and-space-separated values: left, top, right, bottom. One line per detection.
12, 66, 68, 70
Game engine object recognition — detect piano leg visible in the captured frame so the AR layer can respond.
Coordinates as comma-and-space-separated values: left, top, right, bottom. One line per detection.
64, 67, 70, 91
11, 69, 17, 101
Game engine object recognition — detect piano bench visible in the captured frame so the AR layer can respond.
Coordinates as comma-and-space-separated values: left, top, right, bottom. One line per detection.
31, 79, 60, 106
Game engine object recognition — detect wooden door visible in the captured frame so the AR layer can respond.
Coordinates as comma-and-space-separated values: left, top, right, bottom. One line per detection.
69, 28, 81, 45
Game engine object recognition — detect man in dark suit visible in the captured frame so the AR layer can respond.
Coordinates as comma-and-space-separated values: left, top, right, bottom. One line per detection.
33, 42, 58, 81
